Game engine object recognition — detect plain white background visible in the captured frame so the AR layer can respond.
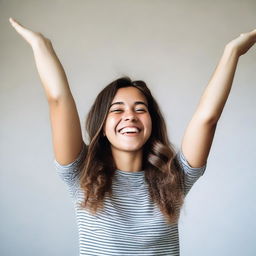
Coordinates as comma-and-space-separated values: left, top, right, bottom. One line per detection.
1, 0, 255, 255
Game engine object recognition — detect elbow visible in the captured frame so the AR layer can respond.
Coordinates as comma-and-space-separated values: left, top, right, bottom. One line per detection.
198, 113, 219, 126
46, 89, 71, 103
205, 115, 219, 125
47, 93, 60, 104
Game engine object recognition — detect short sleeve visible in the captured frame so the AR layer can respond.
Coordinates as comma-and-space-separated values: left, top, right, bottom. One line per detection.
175, 149, 207, 196
54, 142, 87, 200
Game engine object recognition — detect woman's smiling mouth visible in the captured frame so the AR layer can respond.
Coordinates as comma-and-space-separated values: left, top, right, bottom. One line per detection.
118, 126, 142, 136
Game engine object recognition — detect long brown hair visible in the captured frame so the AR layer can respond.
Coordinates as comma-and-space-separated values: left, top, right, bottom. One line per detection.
79, 76, 185, 224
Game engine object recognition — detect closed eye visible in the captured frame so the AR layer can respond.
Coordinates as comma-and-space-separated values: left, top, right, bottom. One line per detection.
110, 108, 147, 112
110, 109, 146, 113
110, 109, 122, 112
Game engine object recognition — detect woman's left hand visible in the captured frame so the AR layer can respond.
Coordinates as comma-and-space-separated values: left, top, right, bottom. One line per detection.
226, 28, 256, 57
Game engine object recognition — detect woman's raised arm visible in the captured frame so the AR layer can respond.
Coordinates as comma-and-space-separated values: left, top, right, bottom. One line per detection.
9, 18, 84, 165
181, 28, 256, 168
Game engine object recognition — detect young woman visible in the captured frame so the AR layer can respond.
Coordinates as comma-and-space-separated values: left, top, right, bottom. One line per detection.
9, 17, 256, 256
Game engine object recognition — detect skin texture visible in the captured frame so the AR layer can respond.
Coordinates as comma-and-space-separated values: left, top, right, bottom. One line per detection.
103, 87, 152, 172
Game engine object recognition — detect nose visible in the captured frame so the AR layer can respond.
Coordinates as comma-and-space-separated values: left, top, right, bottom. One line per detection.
123, 110, 138, 121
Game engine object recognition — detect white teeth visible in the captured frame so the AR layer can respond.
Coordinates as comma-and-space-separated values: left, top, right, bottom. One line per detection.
120, 127, 140, 134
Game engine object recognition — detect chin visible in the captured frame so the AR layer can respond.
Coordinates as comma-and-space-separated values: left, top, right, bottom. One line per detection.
111, 144, 144, 153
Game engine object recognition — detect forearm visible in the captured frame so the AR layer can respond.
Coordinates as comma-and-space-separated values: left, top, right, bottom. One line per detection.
32, 39, 72, 101
194, 45, 239, 124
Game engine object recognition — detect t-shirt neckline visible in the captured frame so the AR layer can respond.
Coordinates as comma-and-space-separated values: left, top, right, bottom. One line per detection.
115, 169, 145, 176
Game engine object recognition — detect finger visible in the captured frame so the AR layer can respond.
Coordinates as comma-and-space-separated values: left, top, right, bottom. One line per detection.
250, 28, 256, 34
251, 29, 256, 39
9, 17, 35, 43
9, 17, 24, 29
248, 29, 256, 42
9, 17, 27, 33
9, 17, 34, 37
239, 30, 256, 43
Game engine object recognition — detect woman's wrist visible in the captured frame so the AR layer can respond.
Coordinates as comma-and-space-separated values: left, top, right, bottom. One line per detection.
31, 35, 53, 52
223, 43, 240, 60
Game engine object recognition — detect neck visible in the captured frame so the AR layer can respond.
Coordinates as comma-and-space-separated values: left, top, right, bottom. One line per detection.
111, 147, 143, 172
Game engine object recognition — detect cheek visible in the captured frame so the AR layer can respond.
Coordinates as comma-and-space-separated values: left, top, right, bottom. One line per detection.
145, 116, 152, 131
148, 121, 152, 135
104, 117, 118, 134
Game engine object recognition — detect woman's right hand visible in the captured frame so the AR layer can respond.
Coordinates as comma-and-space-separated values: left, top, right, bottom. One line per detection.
225, 28, 256, 57
9, 17, 50, 48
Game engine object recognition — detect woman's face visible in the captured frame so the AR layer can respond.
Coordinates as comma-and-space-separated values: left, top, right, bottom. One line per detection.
103, 87, 152, 153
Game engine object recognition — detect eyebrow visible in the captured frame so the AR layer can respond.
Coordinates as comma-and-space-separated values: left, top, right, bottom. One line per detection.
110, 101, 148, 108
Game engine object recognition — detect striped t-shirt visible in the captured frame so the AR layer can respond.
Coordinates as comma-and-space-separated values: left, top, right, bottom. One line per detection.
54, 142, 206, 256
